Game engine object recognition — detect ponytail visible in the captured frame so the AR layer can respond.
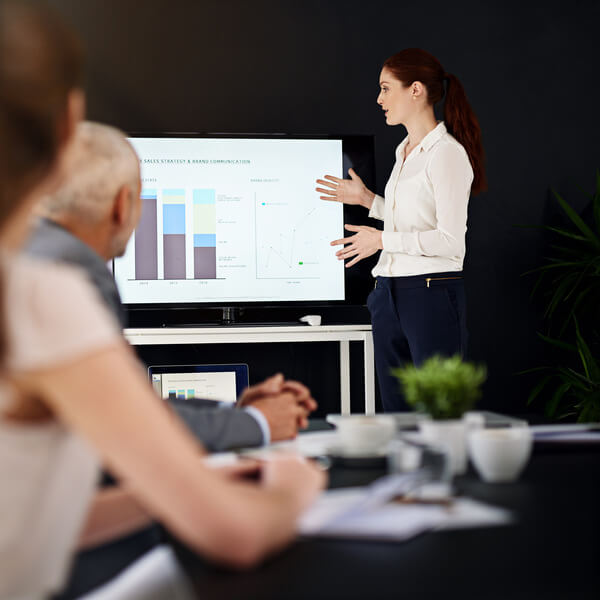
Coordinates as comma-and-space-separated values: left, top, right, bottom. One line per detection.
383, 49, 487, 196
444, 73, 486, 195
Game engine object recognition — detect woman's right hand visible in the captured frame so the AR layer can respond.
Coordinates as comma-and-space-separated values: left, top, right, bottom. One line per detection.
261, 455, 326, 512
316, 168, 374, 209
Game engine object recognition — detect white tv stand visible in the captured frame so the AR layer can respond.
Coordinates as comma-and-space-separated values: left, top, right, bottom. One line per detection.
124, 324, 375, 415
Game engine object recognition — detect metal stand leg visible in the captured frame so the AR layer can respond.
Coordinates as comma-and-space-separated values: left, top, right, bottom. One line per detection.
340, 340, 351, 415
364, 332, 376, 414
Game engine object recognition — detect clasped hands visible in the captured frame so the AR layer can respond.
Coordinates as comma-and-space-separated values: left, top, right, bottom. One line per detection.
237, 373, 317, 441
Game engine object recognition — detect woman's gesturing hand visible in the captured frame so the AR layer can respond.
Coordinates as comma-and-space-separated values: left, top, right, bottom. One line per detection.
331, 224, 383, 268
316, 168, 374, 208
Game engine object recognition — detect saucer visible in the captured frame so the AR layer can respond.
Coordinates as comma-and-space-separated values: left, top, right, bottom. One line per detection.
326, 445, 389, 469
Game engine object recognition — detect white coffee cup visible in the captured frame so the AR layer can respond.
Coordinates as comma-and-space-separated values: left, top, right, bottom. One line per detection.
335, 415, 396, 456
467, 427, 533, 483
300, 315, 321, 326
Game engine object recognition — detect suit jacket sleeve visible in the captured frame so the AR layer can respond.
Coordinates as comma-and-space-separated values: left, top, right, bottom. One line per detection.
168, 397, 265, 451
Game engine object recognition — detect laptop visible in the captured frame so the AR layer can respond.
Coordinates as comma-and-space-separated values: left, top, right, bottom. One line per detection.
148, 364, 249, 404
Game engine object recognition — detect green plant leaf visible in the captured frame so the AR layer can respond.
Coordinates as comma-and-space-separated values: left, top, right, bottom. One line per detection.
527, 262, 579, 275
527, 374, 553, 405
541, 225, 588, 242
529, 273, 545, 300
548, 244, 585, 256
555, 367, 592, 390
573, 319, 600, 381
391, 355, 487, 420
519, 173, 600, 423
545, 381, 571, 417
546, 273, 578, 319
578, 391, 600, 422
552, 188, 600, 248
558, 281, 599, 338
518, 366, 552, 375
537, 332, 576, 353
594, 172, 600, 234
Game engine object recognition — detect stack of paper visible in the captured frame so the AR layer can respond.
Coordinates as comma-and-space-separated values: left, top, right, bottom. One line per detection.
299, 474, 512, 541
531, 424, 600, 443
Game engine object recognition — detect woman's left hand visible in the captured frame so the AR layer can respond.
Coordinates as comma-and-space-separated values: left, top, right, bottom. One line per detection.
331, 224, 383, 267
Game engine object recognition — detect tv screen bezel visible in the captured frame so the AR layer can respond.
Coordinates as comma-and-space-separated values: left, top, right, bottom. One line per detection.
117, 131, 377, 313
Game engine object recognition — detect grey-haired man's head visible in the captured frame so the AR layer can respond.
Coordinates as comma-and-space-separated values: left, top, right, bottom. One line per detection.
37, 121, 141, 260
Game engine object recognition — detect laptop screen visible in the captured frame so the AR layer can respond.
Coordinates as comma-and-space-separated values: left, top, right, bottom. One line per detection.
148, 364, 249, 404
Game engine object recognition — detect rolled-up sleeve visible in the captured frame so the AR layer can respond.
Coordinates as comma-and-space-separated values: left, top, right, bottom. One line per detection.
381, 144, 473, 258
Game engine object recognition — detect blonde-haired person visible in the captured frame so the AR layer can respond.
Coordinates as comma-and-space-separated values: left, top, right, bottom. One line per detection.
0, 4, 324, 599
27, 120, 317, 453
317, 48, 486, 411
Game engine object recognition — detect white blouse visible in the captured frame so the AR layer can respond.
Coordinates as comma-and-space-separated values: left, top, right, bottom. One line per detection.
0, 254, 121, 600
369, 121, 474, 277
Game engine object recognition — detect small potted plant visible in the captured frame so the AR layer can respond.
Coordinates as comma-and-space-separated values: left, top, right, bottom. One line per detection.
392, 355, 487, 475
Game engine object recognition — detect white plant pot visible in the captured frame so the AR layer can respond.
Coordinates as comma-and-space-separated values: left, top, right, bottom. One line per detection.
419, 419, 468, 475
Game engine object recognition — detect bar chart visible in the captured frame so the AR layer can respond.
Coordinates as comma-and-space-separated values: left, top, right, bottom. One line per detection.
193, 189, 217, 279
132, 188, 219, 282
163, 189, 186, 279
167, 389, 195, 400
135, 189, 158, 280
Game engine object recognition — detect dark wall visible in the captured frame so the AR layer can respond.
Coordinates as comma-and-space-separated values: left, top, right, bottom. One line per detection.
48, 0, 600, 414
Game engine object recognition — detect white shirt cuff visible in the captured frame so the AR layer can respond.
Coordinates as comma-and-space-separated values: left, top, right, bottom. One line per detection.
243, 405, 271, 445
381, 231, 407, 253
368, 194, 385, 220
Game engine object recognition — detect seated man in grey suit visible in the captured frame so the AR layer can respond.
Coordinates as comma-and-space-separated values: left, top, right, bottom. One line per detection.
25, 121, 316, 452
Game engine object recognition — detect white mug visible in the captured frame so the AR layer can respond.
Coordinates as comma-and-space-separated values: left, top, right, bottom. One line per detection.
335, 415, 396, 456
468, 427, 533, 483
300, 315, 321, 326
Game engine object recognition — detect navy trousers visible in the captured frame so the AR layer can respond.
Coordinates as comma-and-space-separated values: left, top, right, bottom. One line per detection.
366, 273, 468, 412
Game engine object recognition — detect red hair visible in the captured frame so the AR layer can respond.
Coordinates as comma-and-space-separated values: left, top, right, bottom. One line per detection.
383, 48, 486, 195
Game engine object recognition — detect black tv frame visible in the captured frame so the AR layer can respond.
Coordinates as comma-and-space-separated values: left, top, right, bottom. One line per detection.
117, 132, 377, 325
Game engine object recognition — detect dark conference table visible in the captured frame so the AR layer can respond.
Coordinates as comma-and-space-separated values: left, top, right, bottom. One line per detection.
173, 427, 600, 600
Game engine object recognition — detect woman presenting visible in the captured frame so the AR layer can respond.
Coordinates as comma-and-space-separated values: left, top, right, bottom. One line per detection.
316, 48, 486, 412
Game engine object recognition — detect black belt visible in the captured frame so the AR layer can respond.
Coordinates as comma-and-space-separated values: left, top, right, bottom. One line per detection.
375, 272, 464, 289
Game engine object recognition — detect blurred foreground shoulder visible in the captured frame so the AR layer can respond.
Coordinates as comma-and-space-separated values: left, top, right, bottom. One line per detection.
2, 253, 121, 372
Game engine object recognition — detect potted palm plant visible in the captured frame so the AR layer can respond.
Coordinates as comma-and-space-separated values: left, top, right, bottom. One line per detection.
523, 172, 600, 422
392, 355, 487, 474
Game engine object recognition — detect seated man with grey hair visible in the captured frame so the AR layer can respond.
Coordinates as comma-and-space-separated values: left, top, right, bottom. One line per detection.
25, 121, 316, 452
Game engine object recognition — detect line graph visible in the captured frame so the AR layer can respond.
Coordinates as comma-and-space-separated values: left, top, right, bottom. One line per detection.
255, 195, 334, 280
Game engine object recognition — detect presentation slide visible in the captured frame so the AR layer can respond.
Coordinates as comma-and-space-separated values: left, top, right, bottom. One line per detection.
152, 372, 238, 403
114, 137, 344, 303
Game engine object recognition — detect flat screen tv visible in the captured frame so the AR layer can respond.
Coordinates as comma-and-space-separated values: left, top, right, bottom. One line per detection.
113, 133, 376, 321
